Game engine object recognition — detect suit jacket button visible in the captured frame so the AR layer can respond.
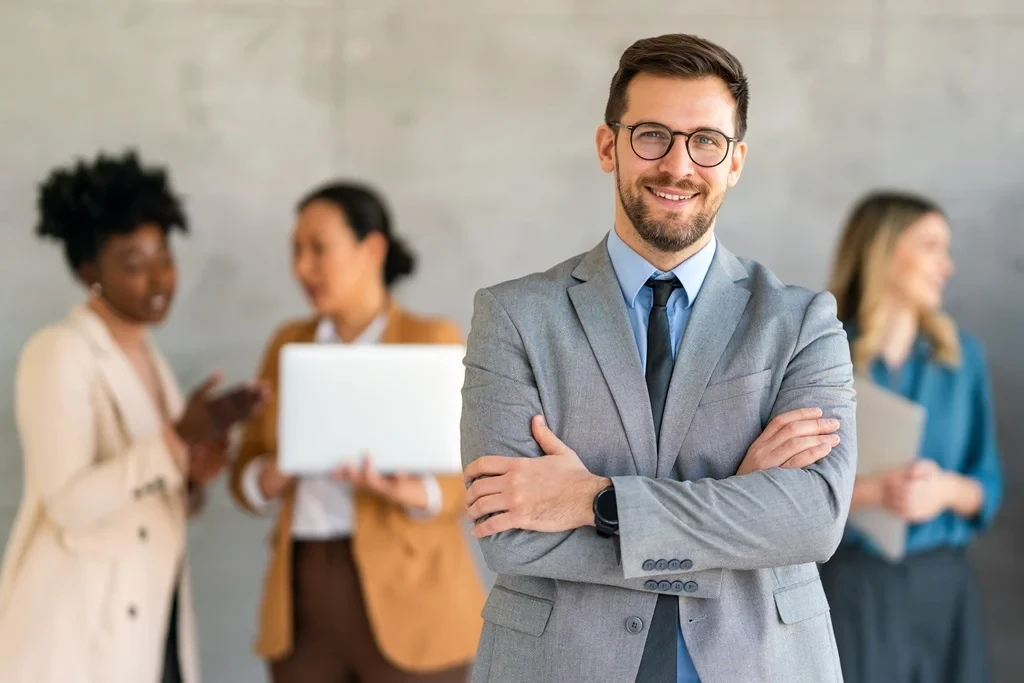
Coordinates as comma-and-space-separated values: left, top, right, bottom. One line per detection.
683, 581, 698, 593
642, 560, 656, 572
671, 581, 684, 592
127, 604, 138, 619
667, 559, 681, 571
654, 559, 668, 571
681, 559, 693, 570
645, 580, 659, 591
657, 580, 671, 591
138, 527, 148, 541
625, 617, 644, 634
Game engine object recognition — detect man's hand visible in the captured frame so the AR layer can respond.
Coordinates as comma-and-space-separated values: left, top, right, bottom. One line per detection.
464, 415, 610, 539
736, 408, 841, 475
333, 454, 430, 510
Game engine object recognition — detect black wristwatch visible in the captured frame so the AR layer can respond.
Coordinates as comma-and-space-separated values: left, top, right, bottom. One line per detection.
593, 484, 618, 538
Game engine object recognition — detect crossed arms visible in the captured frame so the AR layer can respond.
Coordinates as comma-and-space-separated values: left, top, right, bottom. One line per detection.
460, 288, 857, 589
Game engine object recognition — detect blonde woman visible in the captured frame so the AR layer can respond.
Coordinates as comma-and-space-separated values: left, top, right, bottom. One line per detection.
819, 191, 1003, 683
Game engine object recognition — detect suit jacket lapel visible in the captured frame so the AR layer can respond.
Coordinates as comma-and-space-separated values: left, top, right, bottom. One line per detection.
657, 245, 751, 477
568, 239, 656, 477
149, 340, 184, 419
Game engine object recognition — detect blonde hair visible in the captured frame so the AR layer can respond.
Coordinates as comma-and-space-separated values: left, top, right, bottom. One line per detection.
828, 191, 960, 370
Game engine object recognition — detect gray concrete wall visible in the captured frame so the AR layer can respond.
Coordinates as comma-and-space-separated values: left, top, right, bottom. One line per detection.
0, 1, 1021, 681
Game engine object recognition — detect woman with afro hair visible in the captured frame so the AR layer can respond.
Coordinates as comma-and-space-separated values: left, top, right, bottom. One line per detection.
0, 149, 265, 683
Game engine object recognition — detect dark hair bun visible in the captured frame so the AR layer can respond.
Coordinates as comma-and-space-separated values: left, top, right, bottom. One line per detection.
384, 235, 416, 286
297, 180, 417, 288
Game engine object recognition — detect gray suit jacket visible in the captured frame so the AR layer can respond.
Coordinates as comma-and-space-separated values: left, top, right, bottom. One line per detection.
461, 235, 856, 683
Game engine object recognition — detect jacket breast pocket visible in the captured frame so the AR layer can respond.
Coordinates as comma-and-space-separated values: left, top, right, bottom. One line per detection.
698, 369, 773, 406
683, 370, 773, 479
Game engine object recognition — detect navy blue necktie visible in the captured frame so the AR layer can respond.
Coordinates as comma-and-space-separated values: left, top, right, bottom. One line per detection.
635, 277, 682, 682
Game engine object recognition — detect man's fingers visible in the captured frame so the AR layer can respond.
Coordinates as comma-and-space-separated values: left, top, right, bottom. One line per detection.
471, 512, 517, 538
464, 455, 517, 482
758, 408, 823, 442
531, 415, 566, 455
467, 494, 510, 522
466, 475, 506, 507
776, 434, 839, 464
764, 417, 839, 451
779, 440, 836, 469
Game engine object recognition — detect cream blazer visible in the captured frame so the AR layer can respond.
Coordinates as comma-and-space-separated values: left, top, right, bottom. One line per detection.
0, 304, 201, 683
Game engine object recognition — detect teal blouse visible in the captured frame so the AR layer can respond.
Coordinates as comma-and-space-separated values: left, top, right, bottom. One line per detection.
840, 325, 1004, 557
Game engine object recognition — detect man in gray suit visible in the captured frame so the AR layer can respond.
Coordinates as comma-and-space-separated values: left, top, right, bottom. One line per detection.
461, 33, 856, 683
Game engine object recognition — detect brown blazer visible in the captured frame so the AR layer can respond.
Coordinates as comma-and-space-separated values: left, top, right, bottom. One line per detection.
229, 301, 485, 673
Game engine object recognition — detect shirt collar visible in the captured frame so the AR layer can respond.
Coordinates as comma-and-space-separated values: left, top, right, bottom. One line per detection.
314, 311, 388, 344
606, 227, 717, 309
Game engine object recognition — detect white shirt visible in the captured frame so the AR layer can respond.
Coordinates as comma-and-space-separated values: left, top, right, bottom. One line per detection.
241, 313, 442, 539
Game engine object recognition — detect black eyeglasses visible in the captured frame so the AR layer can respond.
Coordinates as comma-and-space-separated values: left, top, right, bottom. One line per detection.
609, 121, 738, 168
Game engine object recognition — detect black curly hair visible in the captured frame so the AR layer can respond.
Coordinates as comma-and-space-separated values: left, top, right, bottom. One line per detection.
35, 149, 188, 276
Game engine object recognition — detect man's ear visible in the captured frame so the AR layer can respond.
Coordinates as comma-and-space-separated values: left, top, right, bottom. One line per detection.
597, 125, 617, 174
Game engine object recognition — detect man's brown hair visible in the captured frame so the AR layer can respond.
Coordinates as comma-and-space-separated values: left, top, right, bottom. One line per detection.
605, 33, 749, 140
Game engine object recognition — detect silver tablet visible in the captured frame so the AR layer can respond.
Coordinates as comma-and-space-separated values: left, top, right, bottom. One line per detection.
276, 343, 466, 475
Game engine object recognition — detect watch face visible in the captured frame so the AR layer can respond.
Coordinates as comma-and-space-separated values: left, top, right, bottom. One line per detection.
596, 488, 617, 521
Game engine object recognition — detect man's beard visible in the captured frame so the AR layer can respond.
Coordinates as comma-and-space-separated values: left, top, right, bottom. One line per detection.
616, 167, 723, 253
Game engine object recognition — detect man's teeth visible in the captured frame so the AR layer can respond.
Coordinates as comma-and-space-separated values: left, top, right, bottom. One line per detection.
652, 189, 693, 201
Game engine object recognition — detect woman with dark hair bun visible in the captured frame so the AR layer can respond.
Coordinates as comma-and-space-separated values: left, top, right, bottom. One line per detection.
229, 181, 484, 683
0, 149, 265, 683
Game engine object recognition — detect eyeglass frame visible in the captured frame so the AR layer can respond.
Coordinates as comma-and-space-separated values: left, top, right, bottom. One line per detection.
607, 121, 740, 168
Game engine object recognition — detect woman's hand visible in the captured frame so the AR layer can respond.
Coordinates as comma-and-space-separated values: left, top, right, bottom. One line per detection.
174, 373, 269, 446
854, 460, 977, 524
189, 435, 230, 487
332, 454, 429, 510
259, 455, 294, 500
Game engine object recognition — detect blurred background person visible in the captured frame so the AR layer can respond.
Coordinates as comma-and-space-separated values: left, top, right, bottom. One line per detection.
819, 190, 1004, 683
0, 150, 265, 683
228, 181, 484, 683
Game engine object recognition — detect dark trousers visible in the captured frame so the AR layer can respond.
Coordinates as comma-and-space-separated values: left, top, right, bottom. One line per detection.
270, 538, 470, 683
162, 587, 182, 683
819, 545, 990, 683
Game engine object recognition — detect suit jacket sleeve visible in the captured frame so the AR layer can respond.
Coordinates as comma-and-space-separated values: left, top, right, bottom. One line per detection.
462, 288, 856, 586
612, 291, 857, 578
16, 328, 185, 533
462, 288, 682, 592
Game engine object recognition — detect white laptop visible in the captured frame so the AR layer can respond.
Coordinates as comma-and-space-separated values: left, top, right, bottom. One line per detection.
276, 343, 467, 476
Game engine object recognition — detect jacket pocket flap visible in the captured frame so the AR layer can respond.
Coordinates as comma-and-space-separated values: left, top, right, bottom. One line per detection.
481, 585, 554, 637
699, 369, 772, 406
774, 578, 830, 625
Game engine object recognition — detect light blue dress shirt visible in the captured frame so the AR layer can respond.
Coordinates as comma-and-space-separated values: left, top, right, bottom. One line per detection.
606, 228, 716, 683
